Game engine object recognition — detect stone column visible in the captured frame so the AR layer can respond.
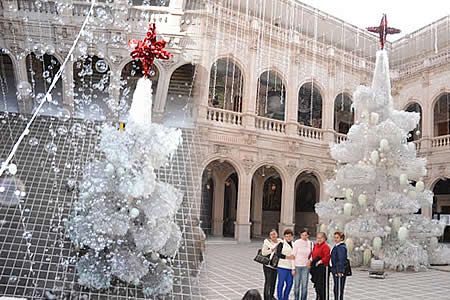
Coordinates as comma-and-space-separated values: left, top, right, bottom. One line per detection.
153, 69, 171, 115
169, 0, 184, 9
241, 43, 258, 129
420, 96, 433, 153
16, 56, 32, 113
211, 173, 225, 236
61, 58, 74, 114
251, 175, 264, 237
235, 172, 252, 242
285, 52, 300, 136
279, 176, 295, 234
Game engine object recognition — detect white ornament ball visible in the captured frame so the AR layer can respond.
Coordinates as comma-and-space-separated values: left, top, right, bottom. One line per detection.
370, 150, 379, 165
129, 208, 140, 219
8, 164, 18, 175
372, 237, 382, 250
415, 130, 421, 136
363, 249, 372, 266
369, 112, 379, 125
398, 226, 409, 242
384, 226, 392, 233
343, 203, 353, 216
408, 190, 417, 199
399, 174, 408, 185
358, 194, 367, 206
415, 181, 425, 192
379, 139, 390, 152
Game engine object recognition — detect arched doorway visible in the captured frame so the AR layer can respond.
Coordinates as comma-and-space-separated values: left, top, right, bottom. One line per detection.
73, 56, 111, 120
250, 166, 282, 237
26, 52, 63, 115
433, 93, 450, 136
432, 179, 450, 242
0, 52, 18, 112
201, 160, 239, 238
295, 172, 320, 235
334, 93, 354, 134
164, 64, 196, 127
209, 57, 244, 112
119, 60, 159, 120
405, 102, 422, 142
298, 82, 323, 128
256, 70, 286, 120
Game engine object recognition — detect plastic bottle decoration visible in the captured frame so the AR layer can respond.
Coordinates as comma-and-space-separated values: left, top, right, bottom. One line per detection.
372, 236, 382, 251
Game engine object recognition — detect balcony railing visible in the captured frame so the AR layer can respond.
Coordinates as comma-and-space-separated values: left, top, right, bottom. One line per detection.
255, 116, 286, 133
17, 0, 57, 14
297, 124, 323, 140
334, 132, 348, 144
432, 135, 450, 148
206, 107, 242, 126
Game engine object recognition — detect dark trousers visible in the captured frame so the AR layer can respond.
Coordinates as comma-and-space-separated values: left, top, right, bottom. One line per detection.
314, 266, 329, 300
263, 265, 277, 300
333, 274, 346, 300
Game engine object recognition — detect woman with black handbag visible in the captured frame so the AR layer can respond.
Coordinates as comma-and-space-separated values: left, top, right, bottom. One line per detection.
261, 229, 281, 300
330, 231, 349, 300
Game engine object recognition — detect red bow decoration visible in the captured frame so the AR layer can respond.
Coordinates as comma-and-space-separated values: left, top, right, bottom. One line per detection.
128, 23, 172, 77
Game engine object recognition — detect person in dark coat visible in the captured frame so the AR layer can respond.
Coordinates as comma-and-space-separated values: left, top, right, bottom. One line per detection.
330, 231, 348, 300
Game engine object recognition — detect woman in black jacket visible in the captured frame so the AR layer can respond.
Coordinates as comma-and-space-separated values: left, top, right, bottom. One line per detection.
330, 231, 348, 300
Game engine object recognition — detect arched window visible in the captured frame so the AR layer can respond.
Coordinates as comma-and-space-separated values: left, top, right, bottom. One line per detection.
334, 93, 354, 134
405, 102, 422, 142
298, 82, 323, 128
120, 61, 159, 119
262, 176, 282, 211
209, 57, 244, 112
433, 93, 450, 136
0, 52, 18, 112
26, 53, 63, 115
256, 70, 285, 120
73, 56, 111, 120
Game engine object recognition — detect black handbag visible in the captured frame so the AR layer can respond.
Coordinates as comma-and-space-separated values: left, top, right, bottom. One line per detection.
269, 253, 279, 268
345, 258, 352, 276
254, 249, 270, 265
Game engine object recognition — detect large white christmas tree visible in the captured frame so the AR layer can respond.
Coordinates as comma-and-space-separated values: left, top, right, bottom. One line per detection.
66, 24, 184, 296
316, 49, 450, 271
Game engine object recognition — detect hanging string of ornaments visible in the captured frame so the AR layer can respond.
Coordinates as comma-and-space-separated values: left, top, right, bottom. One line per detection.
315, 15, 450, 271
66, 23, 185, 296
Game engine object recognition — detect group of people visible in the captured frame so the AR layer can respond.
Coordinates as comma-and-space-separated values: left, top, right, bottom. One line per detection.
259, 228, 349, 300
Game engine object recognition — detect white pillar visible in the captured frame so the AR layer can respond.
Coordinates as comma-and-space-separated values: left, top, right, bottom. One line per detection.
279, 176, 295, 235
241, 46, 257, 129
251, 175, 264, 237
61, 58, 75, 114
212, 173, 225, 236
235, 172, 252, 242
16, 56, 32, 113
285, 53, 300, 136
153, 69, 170, 114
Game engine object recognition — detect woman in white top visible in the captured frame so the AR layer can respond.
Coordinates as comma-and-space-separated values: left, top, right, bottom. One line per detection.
261, 229, 281, 300
291, 229, 313, 300
275, 229, 295, 300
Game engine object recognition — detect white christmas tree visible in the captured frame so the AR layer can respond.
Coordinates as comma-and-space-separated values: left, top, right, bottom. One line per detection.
66, 24, 184, 294
316, 49, 450, 271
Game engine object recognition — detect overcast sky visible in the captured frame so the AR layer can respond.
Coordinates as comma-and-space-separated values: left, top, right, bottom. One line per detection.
300, 0, 450, 40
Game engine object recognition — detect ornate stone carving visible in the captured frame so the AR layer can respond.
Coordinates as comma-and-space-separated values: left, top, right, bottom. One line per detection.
286, 162, 298, 177
242, 157, 255, 174
213, 144, 230, 155
288, 141, 300, 153
245, 134, 257, 145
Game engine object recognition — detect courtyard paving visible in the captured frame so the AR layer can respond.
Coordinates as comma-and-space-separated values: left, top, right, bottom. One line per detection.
200, 239, 450, 300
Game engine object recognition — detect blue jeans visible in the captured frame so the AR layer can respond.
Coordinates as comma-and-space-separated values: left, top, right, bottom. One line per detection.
277, 268, 293, 300
294, 266, 309, 300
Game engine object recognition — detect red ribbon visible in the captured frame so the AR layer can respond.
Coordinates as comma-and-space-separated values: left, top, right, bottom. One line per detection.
128, 23, 172, 77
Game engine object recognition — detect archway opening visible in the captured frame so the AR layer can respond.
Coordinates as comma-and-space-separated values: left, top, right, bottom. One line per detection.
209, 57, 244, 112
433, 93, 450, 136
0, 52, 18, 113
250, 166, 282, 238
295, 172, 319, 235
73, 56, 111, 120
120, 60, 159, 120
26, 52, 63, 116
201, 160, 238, 238
432, 178, 450, 242
164, 64, 196, 127
405, 102, 422, 142
256, 70, 285, 121
298, 82, 323, 128
334, 93, 354, 134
